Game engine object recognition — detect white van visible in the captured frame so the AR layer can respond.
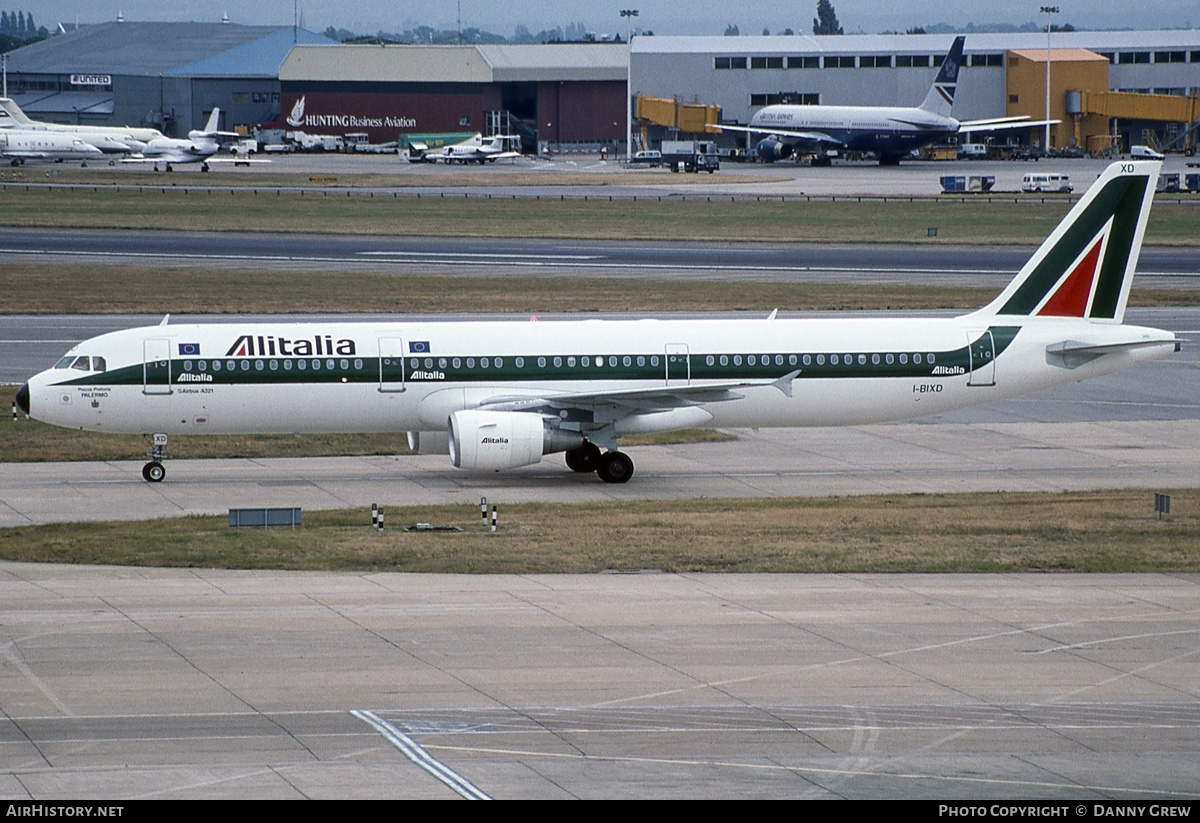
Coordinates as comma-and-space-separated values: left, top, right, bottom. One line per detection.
1022, 173, 1073, 193
1130, 145, 1165, 160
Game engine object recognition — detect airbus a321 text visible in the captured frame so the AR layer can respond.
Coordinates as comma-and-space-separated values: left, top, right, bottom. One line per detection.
16, 161, 1177, 484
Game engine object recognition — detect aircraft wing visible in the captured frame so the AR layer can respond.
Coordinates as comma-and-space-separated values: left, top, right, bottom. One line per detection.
710, 123, 842, 145
485, 151, 521, 162
478, 371, 800, 414
958, 117, 1060, 133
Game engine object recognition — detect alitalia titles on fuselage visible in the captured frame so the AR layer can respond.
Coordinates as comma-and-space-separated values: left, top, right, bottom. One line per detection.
224, 334, 356, 358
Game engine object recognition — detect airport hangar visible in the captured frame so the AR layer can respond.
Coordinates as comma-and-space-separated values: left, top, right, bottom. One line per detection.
277, 42, 629, 152
3, 24, 1200, 154
0, 20, 333, 136
631, 31, 1200, 154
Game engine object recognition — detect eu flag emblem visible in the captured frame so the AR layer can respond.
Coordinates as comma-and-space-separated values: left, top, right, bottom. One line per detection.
178, 343, 200, 356
409, 341, 430, 353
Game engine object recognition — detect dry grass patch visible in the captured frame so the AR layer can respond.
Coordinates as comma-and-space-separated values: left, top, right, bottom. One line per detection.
0, 490, 1196, 572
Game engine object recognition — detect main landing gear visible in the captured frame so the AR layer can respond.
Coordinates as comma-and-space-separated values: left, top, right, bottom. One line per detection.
142, 432, 168, 482
564, 443, 634, 484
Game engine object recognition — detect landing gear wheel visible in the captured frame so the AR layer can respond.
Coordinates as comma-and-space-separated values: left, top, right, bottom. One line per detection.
565, 443, 602, 473
142, 461, 166, 482
596, 451, 634, 484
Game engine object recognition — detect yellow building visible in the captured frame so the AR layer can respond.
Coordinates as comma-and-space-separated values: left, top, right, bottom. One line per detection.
1006, 48, 1109, 151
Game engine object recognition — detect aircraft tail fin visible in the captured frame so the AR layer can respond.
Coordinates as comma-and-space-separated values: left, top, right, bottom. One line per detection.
202, 108, 221, 134
919, 36, 965, 116
972, 161, 1160, 324
0, 97, 34, 125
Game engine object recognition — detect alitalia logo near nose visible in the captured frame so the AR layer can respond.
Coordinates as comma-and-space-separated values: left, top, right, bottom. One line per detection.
225, 334, 357, 357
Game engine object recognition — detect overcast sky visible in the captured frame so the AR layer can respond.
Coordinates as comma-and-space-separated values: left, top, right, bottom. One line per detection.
30, 1, 1200, 37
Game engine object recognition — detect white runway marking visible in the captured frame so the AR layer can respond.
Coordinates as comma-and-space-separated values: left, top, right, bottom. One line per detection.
352, 709, 492, 800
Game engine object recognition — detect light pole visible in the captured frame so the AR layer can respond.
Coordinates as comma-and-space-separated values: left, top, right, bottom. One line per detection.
621, 9, 638, 162
1041, 5, 1058, 156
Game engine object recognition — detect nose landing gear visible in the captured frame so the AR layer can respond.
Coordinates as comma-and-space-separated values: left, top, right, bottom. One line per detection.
142, 432, 168, 482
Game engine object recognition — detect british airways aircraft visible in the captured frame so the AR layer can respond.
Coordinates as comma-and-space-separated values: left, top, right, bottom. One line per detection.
716, 37, 1053, 165
16, 161, 1176, 484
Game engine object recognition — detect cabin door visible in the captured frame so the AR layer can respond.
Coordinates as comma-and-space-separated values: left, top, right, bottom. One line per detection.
142, 337, 173, 395
665, 344, 690, 385
966, 330, 996, 387
378, 337, 407, 392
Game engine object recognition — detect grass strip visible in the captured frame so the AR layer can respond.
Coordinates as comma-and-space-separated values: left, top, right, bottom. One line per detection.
1, 184, 1197, 244
0, 490, 1195, 573
2, 265, 1193, 315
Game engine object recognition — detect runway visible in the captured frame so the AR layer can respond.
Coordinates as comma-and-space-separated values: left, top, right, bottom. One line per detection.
1, 567, 1196, 799
1, 227, 1197, 287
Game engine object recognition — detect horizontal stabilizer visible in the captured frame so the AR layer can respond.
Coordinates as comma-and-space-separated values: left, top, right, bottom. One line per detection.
1046, 338, 1178, 369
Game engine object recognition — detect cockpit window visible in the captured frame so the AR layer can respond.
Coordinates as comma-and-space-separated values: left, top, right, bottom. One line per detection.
54, 356, 74, 369
92, 356, 106, 372
71, 356, 91, 371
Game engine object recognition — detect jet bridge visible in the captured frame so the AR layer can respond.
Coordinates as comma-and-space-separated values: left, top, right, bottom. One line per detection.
1068, 90, 1200, 155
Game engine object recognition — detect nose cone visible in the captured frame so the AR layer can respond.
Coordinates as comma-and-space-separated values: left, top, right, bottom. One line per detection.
15, 383, 29, 415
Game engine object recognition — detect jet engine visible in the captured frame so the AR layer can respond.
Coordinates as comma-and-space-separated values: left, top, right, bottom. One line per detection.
448, 410, 584, 471
756, 137, 793, 162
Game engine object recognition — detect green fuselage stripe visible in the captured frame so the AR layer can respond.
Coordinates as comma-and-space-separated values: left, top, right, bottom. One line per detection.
55, 328, 1020, 388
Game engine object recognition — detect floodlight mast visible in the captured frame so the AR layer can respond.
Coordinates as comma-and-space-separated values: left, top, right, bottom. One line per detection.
1041, 5, 1059, 156
621, 9, 638, 162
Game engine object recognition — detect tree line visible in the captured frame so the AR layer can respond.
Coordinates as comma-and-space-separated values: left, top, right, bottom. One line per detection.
1, 9, 50, 52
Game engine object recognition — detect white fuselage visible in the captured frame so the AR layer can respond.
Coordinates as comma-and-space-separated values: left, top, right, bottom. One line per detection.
0, 129, 105, 162
750, 104, 960, 154
138, 134, 219, 164
24, 314, 1175, 438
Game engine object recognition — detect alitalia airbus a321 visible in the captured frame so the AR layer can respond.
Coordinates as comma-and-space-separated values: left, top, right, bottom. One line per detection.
16, 160, 1178, 484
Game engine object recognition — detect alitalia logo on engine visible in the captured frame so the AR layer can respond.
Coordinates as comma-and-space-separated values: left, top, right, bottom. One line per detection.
481, 437, 510, 444
225, 334, 357, 357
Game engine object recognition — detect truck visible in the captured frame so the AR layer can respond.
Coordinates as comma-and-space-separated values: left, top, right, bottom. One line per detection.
286, 131, 345, 152
661, 140, 720, 173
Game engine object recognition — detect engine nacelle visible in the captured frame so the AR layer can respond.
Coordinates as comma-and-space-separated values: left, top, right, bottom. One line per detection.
444, 410, 533, 471
406, 430, 450, 455
756, 137, 793, 162
448, 410, 587, 471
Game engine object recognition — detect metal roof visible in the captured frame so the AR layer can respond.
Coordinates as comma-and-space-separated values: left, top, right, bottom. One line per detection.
281, 45, 494, 83
281, 43, 627, 84
477, 44, 627, 81
632, 30, 1200, 55
171, 27, 333, 77
8, 91, 114, 116
1009, 48, 1112, 63
6, 22, 328, 76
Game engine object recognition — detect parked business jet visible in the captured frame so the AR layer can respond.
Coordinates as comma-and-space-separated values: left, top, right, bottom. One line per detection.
124, 108, 268, 171
715, 36, 1054, 165
418, 133, 521, 164
16, 161, 1176, 484
0, 129, 104, 165
0, 97, 158, 154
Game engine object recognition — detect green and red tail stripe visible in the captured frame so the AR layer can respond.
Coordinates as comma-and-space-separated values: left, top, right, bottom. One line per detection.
977, 161, 1158, 323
